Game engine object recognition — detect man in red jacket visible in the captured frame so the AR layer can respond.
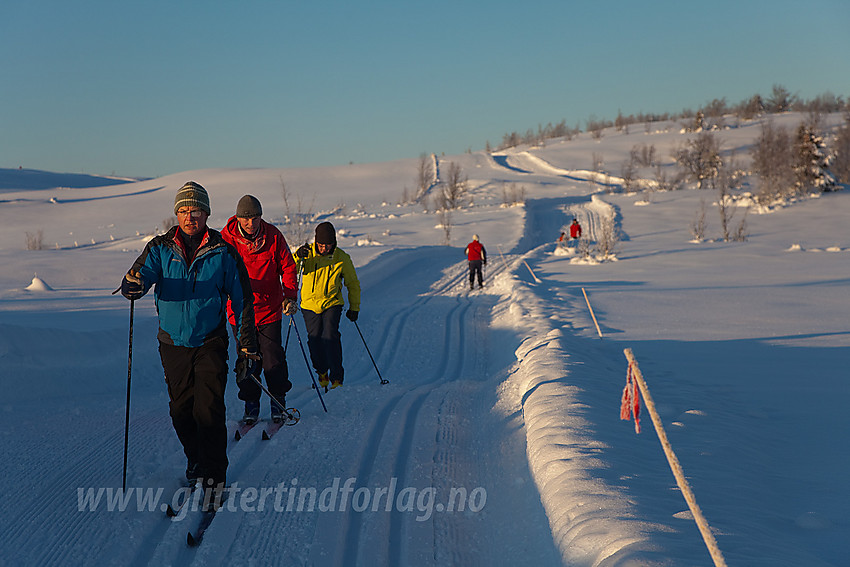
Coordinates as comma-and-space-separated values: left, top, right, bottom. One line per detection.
222, 195, 298, 423
464, 234, 487, 290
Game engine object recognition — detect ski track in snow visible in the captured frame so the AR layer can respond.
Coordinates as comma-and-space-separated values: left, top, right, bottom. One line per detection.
120, 250, 539, 567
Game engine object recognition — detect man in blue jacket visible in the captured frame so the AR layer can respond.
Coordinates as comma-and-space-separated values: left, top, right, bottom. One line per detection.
121, 181, 258, 502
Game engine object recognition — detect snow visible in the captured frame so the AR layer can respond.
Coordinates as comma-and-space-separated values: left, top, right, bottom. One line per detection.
1, 111, 848, 566
24, 275, 54, 292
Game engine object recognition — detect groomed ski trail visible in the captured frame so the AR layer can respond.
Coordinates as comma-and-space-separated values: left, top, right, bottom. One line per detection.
182, 246, 560, 566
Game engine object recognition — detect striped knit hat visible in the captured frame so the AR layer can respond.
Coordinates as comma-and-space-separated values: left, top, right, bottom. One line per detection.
174, 181, 211, 215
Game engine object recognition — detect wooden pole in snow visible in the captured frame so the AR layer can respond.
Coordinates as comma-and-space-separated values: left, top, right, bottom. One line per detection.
623, 349, 728, 567
581, 287, 603, 338
496, 244, 511, 272
522, 260, 542, 283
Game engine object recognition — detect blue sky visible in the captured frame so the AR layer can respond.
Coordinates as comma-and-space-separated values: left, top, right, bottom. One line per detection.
2, 0, 849, 178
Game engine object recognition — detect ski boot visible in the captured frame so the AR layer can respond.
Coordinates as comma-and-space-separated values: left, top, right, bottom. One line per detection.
270, 398, 286, 424
243, 401, 260, 425
318, 372, 330, 389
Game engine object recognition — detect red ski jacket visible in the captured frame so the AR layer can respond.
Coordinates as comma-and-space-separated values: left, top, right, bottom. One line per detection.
465, 240, 486, 262
569, 222, 582, 239
222, 216, 298, 326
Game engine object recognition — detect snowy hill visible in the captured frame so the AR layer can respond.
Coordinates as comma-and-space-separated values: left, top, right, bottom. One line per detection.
0, 112, 848, 566
0, 167, 141, 191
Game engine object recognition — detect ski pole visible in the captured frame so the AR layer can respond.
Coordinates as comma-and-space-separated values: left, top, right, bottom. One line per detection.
122, 299, 134, 491
290, 315, 328, 412
353, 320, 389, 385
284, 316, 292, 354
249, 373, 284, 410
248, 373, 299, 425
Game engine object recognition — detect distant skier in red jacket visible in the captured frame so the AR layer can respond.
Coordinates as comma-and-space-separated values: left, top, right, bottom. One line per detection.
222, 195, 298, 424
569, 219, 582, 240
465, 234, 487, 290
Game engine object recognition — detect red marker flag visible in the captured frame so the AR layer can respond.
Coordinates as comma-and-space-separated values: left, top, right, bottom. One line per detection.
620, 362, 641, 433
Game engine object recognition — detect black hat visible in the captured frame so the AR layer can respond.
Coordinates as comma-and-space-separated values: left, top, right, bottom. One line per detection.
236, 195, 263, 218
315, 222, 336, 245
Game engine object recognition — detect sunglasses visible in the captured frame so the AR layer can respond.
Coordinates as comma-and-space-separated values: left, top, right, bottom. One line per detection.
177, 209, 205, 218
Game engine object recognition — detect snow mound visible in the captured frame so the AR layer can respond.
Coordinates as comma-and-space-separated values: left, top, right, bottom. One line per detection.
25, 275, 54, 292
552, 245, 575, 257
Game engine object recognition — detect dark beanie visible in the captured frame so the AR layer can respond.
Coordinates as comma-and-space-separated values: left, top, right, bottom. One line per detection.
236, 195, 263, 218
315, 222, 336, 245
174, 181, 211, 215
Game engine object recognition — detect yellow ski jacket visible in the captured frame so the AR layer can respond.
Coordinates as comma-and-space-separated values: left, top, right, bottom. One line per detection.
298, 244, 361, 314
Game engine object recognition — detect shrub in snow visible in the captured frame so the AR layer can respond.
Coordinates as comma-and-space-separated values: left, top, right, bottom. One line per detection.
279, 177, 315, 246
716, 185, 749, 242
500, 183, 526, 207
794, 124, 838, 193
674, 131, 722, 189
25, 230, 44, 250
435, 162, 468, 210
766, 83, 796, 113
653, 164, 685, 192
436, 209, 452, 245
690, 198, 708, 241
413, 153, 437, 204
594, 215, 620, 259
832, 118, 850, 184
751, 121, 795, 204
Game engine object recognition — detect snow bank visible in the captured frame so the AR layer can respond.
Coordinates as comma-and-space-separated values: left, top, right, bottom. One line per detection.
492, 260, 664, 566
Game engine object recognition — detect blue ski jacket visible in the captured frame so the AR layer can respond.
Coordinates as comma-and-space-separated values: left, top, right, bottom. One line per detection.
130, 226, 257, 350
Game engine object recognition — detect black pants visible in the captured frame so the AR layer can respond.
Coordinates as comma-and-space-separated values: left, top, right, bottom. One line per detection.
468, 260, 484, 288
302, 305, 344, 384
233, 320, 292, 404
159, 337, 229, 485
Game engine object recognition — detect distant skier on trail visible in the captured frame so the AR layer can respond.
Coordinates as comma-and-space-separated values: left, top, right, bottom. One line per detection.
119, 181, 258, 504
222, 195, 298, 425
569, 219, 582, 240
465, 234, 487, 290
295, 221, 361, 391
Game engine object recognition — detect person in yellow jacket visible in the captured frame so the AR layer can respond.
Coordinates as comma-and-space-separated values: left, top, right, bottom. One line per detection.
295, 222, 361, 390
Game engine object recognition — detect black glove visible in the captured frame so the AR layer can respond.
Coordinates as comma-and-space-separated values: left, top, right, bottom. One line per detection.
236, 349, 262, 386
282, 297, 298, 316
345, 309, 358, 322
121, 270, 145, 300
296, 244, 310, 259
